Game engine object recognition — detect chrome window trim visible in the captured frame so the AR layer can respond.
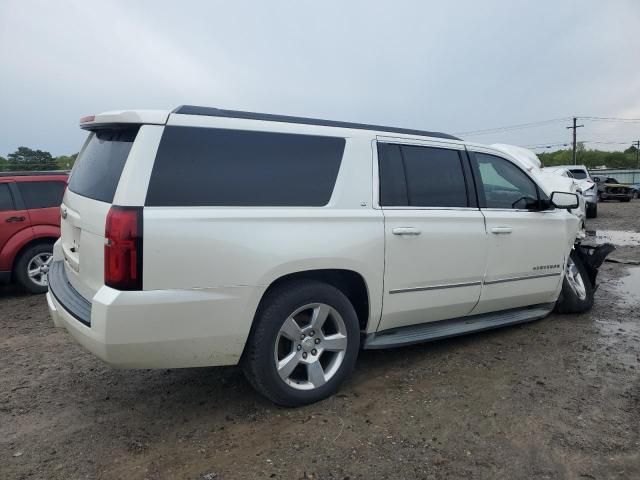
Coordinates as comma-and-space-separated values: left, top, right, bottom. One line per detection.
480, 207, 556, 213
376, 135, 466, 150
381, 206, 481, 211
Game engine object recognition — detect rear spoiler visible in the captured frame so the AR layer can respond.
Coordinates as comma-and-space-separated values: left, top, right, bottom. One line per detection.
80, 110, 170, 130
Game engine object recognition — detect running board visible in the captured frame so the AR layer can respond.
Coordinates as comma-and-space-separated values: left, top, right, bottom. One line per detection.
363, 304, 555, 349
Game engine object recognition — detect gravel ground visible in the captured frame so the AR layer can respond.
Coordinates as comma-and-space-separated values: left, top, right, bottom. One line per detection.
1, 201, 639, 480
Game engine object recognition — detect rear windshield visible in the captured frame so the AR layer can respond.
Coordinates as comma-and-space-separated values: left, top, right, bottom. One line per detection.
68, 127, 139, 203
569, 169, 588, 180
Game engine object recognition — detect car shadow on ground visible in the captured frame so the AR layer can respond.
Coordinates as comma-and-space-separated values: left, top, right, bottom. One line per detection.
58, 316, 548, 420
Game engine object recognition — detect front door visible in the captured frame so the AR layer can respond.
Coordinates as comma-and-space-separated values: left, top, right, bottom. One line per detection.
468, 150, 574, 314
0, 181, 32, 265
376, 140, 488, 332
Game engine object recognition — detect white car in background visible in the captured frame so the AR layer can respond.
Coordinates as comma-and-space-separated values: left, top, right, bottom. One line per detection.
542, 165, 598, 218
491, 145, 587, 232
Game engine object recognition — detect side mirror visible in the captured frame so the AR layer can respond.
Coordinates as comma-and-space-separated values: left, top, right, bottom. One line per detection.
550, 191, 579, 209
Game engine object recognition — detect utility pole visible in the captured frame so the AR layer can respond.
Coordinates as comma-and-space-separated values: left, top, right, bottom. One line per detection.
634, 140, 640, 170
566, 117, 584, 165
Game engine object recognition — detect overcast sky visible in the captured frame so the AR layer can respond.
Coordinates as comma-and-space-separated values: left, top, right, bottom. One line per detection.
1, 0, 639, 157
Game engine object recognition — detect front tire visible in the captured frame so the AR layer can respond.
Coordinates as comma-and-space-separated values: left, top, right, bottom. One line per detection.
586, 203, 597, 219
555, 251, 594, 314
242, 280, 360, 406
14, 243, 53, 294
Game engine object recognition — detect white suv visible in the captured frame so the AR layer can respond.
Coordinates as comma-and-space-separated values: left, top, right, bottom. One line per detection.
47, 106, 610, 406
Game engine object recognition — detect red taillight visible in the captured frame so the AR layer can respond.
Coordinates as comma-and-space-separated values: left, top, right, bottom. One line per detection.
104, 206, 142, 290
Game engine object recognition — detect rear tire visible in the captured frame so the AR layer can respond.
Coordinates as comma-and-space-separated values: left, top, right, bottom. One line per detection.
555, 251, 594, 314
620, 198, 631, 202
242, 280, 360, 407
14, 243, 53, 294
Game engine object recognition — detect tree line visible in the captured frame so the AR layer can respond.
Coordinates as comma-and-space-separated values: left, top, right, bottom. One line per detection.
0, 147, 77, 172
538, 143, 639, 169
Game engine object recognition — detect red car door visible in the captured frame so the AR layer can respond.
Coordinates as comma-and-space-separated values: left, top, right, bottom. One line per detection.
0, 181, 32, 270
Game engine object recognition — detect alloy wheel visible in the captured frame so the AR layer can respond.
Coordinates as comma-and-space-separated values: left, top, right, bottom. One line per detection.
273, 303, 348, 390
565, 257, 587, 301
27, 252, 52, 287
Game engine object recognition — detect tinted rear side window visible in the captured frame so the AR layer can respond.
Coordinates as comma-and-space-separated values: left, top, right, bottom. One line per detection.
68, 128, 138, 203
402, 145, 467, 207
0, 184, 14, 211
378, 143, 468, 207
17, 181, 66, 209
146, 127, 345, 206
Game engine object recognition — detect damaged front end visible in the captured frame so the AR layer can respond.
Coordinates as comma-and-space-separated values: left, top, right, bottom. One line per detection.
574, 242, 616, 289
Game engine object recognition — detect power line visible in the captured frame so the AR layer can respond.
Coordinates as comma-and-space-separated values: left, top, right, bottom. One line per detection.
525, 141, 571, 149
456, 115, 640, 138
454, 117, 571, 136
580, 116, 640, 123
526, 139, 636, 148
583, 140, 636, 145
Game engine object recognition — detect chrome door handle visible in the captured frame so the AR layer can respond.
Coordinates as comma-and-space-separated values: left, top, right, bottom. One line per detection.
491, 226, 513, 234
392, 227, 421, 236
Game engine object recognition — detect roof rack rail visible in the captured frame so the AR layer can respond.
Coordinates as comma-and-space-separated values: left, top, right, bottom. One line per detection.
172, 105, 461, 141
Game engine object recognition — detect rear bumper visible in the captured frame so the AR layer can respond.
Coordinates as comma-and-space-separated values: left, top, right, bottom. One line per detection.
47, 262, 264, 368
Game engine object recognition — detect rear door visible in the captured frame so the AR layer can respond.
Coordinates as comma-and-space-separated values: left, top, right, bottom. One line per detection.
468, 149, 573, 314
0, 181, 32, 257
60, 127, 141, 300
376, 139, 488, 331
16, 179, 66, 226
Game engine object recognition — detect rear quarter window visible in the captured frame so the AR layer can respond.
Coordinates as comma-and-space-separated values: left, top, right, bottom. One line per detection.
68, 128, 138, 203
16, 181, 66, 209
145, 127, 345, 207
0, 183, 15, 211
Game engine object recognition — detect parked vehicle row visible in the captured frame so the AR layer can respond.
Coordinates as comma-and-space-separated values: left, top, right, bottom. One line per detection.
45, 107, 613, 406
0, 172, 67, 293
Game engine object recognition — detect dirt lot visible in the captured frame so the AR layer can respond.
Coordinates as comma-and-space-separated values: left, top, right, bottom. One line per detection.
2, 202, 639, 480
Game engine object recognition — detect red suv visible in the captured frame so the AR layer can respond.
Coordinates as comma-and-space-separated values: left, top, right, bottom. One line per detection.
0, 171, 68, 293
